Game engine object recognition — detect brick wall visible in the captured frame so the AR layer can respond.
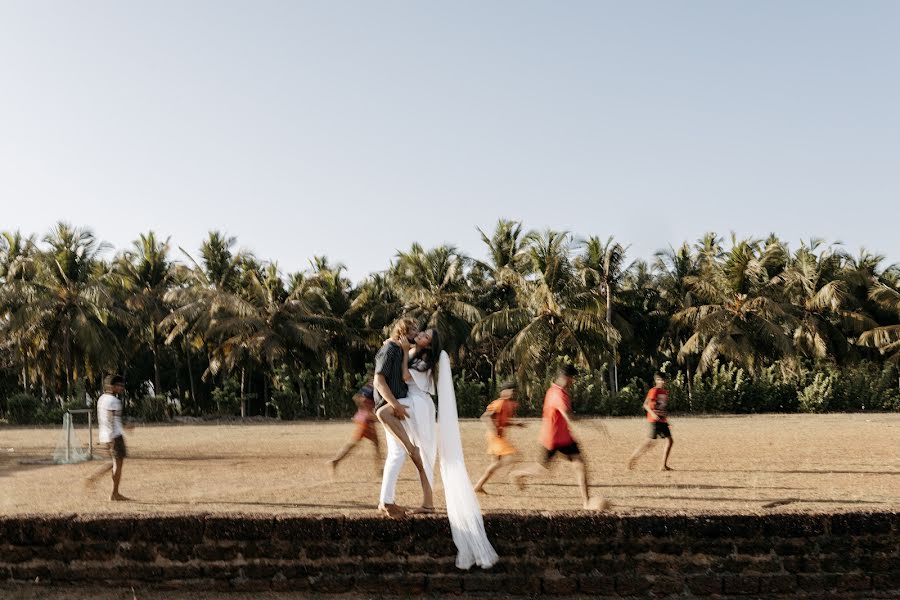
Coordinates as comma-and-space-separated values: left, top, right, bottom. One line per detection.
1, 511, 898, 595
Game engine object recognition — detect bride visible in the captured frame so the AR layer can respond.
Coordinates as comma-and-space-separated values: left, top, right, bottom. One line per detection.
384, 326, 498, 570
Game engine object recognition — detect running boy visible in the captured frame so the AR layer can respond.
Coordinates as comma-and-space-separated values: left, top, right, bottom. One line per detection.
627, 371, 674, 471
328, 382, 382, 475
510, 364, 606, 509
473, 382, 523, 494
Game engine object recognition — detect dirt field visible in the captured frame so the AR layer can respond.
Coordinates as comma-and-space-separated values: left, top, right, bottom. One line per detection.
2, 414, 899, 517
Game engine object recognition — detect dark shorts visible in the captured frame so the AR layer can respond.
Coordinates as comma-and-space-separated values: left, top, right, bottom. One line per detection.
648, 422, 672, 439
106, 435, 127, 459
543, 442, 581, 464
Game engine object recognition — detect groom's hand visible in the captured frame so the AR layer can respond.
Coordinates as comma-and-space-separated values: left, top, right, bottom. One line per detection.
392, 404, 409, 420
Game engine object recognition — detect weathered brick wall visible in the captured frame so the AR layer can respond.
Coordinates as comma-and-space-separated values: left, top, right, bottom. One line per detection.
1, 512, 898, 595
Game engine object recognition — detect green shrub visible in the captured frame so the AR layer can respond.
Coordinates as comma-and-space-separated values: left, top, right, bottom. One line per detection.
7, 393, 41, 424
211, 378, 241, 416
132, 395, 170, 422
453, 375, 487, 418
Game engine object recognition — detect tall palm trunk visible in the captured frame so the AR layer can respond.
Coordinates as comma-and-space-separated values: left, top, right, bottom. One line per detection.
151, 325, 162, 397
184, 340, 197, 412
240, 366, 247, 418
606, 286, 618, 394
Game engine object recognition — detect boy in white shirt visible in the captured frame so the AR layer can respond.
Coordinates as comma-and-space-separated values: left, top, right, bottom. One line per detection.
85, 374, 130, 501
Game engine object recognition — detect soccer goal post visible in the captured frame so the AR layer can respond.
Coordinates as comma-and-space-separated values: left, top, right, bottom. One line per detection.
52, 408, 95, 464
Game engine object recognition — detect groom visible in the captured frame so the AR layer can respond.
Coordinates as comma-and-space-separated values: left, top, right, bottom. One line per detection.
373, 317, 430, 518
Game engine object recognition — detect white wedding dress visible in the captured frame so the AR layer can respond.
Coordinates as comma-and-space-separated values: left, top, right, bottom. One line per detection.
400, 351, 498, 570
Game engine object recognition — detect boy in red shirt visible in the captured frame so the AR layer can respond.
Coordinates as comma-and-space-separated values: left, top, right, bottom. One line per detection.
473, 382, 524, 494
328, 383, 382, 475
510, 365, 606, 510
628, 372, 674, 471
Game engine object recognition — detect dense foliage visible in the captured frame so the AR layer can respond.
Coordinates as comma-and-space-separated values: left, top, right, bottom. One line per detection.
1, 222, 898, 422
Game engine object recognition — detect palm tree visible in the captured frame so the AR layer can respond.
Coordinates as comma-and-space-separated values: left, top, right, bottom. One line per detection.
162, 231, 249, 413
390, 243, 481, 357
575, 236, 629, 393
0, 231, 38, 391
113, 232, 178, 396
204, 262, 328, 414
472, 230, 620, 391
779, 241, 875, 362
673, 237, 794, 375
859, 282, 900, 365
22, 223, 124, 401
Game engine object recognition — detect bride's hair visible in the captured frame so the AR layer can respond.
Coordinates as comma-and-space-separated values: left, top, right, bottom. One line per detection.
410, 328, 442, 389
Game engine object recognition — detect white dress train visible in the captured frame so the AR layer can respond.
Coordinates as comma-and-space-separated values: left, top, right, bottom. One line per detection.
397, 353, 498, 570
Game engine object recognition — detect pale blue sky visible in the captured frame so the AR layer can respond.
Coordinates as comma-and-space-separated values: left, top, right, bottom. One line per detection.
1, 1, 898, 280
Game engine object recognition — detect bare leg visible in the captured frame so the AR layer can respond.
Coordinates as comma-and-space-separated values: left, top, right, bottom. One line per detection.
376, 406, 433, 510
474, 456, 505, 494
509, 462, 549, 490
661, 437, 674, 471
571, 456, 590, 506
110, 456, 127, 501
328, 439, 358, 474
371, 438, 383, 474
627, 439, 654, 470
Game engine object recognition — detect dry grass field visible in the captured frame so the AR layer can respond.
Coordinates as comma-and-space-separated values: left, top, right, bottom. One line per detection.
2, 413, 899, 517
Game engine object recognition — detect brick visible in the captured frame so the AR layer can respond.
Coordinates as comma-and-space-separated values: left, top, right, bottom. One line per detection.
760, 514, 827, 538
464, 572, 506, 592
782, 555, 821, 573
830, 512, 898, 535
156, 543, 194, 562
204, 516, 273, 541
722, 574, 760, 595
542, 575, 577, 594
272, 515, 337, 541
837, 573, 871, 592
309, 575, 353, 593
650, 575, 685, 595
71, 516, 135, 542
133, 516, 205, 544
12, 515, 76, 546
797, 573, 840, 592
872, 571, 900, 590
118, 541, 156, 562
0, 545, 33, 562
271, 576, 310, 591
692, 515, 762, 539
578, 574, 615, 594
758, 574, 797, 593
195, 544, 239, 561
483, 513, 550, 541
615, 574, 651, 595
427, 574, 462, 593
503, 575, 541, 594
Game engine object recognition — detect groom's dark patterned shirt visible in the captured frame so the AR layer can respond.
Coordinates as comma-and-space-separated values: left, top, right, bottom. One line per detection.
373, 341, 407, 409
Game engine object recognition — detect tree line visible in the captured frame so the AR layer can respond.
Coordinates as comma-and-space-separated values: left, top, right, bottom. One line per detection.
1, 220, 898, 424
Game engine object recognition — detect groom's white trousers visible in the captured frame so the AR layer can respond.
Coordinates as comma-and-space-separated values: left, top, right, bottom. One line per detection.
379, 423, 406, 505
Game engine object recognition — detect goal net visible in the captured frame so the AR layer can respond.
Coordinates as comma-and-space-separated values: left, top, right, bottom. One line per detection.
52, 410, 94, 464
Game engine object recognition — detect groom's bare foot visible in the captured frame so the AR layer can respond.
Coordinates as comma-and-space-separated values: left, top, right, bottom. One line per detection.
377, 503, 406, 519
407, 506, 435, 515
474, 486, 487, 495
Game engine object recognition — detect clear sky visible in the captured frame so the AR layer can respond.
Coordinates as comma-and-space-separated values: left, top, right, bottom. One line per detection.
1, 1, 897, 281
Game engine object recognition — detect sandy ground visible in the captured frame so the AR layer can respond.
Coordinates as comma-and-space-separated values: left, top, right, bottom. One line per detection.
2, 413, 899, 517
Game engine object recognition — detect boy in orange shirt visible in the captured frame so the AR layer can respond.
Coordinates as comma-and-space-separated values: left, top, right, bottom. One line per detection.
628, 372, 674, 471
510, 365, 606, 510
328, 383, 382, 475
473, 382, 524, 494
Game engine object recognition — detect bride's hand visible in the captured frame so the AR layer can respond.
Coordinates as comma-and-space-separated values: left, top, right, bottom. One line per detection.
398, 335, 411, 352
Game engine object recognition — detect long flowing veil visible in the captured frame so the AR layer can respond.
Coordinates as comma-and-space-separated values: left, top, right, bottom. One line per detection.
436, 350, 498, 569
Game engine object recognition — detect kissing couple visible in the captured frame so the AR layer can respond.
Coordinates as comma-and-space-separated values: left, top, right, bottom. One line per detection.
372, 317, 497, 570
